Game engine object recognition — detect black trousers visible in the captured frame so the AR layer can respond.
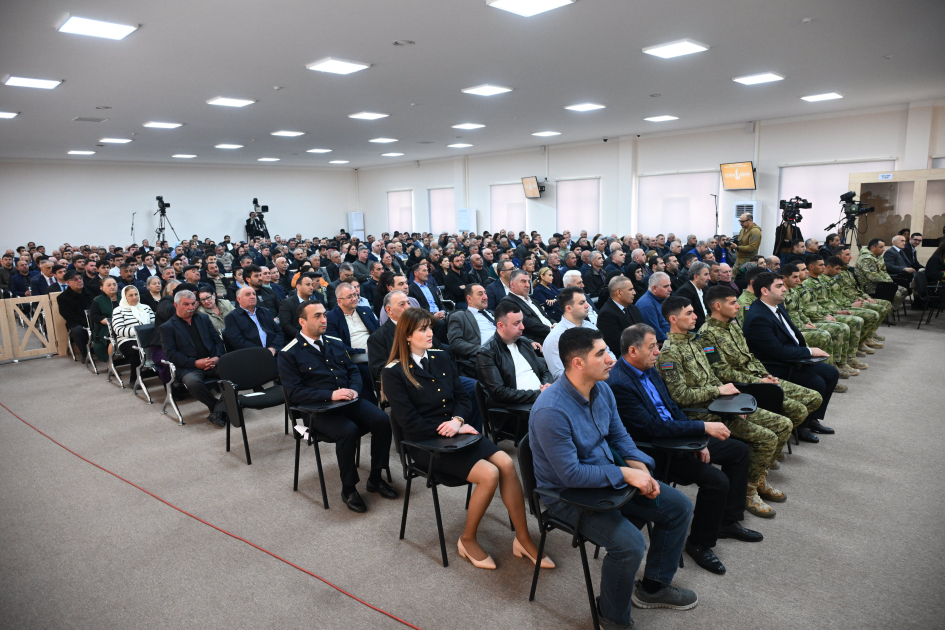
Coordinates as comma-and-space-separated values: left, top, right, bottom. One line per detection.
309, 399, 391, 487
69, 325, 88, 355
117, 339, 142, 380
655, 437, 750, 548
181, 367, 224, 414
354, 363, 378, 406
768, 362, 838, 424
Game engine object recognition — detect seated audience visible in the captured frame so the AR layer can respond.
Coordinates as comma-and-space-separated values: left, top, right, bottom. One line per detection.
326, 282, 380, 404
111, 285, 156, 386
90, 277, 121, 362
447, 284, 497, 378
925, 242, 945, 284
634, 272, 673, 342
29, 260, 58, 296
141, 276, 163, 310
500, 269, 553, 343
673, 261, 710, 331
279, 272, 316, 340
224, 286, 283, 354
598, 275, 644, 357
532, 266, 563, 322
197, 287, 233, 333
543, 287, 612, 380
56, 269, 95, 357
485, 259, 515, 310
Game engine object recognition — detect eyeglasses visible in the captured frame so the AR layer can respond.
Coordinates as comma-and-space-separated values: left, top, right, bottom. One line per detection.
338, 294, 358, 301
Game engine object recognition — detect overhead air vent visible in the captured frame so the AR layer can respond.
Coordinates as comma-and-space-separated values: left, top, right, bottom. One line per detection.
73, 117, 108, 122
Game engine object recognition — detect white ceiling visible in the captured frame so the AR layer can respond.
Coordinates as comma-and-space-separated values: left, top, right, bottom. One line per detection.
1, 0, 944, 169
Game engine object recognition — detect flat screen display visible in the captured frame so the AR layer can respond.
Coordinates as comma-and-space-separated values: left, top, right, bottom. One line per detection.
720, 162, 756, 190
522, 176, 541, 199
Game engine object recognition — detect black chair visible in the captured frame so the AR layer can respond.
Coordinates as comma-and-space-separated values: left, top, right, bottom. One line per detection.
131, 324, 159, 404
216, 347, 289, 464
913, 272, 942, 329
389, 408, 477, 567
474, 381, 531, 446
83, 310, 98, 374
518, 433, 638, 630
757, 357, 825, 446
870, 281, 900, 323
159, 361, 220, 426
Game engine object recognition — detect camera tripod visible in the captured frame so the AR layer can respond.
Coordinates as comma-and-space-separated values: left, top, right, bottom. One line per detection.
155, 208, 180, 243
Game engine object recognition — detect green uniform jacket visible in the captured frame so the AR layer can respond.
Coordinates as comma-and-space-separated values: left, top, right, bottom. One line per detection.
855, 247, 892, 294
784, 286, 815, 325
734, 224, 762, 268
658, 332, 723, 408
698, 318, 768, 384
801, 277, 834, 321
813, 274, 844, 311
735, 291, 757, 327
835, 268, 869, 302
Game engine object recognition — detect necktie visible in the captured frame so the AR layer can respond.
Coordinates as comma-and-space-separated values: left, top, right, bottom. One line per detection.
479, 309, 495, 324
775, 310, 799, 345
48, 277, 54, 286
314, 339, 324, 353
420, 357, 430, 373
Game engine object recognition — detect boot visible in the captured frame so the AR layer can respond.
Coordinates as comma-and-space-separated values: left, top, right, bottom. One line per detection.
849, 358, 869, 370
838, 365, 850, 379
833, 383, 848, 393
746, 483, 776, 518
858, 342, 875, 355
841, 363, 860, 376
757, 472, 786, 502
872, 332, 886, 341
866, 338, 884, 349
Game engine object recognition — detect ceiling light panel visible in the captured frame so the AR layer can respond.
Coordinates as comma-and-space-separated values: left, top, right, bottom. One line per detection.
448, 143, 473, 148
172, 154, 196, 158
532, 131, 560, 137
381, 153, 404, 157
733, 73, 783, 85
271, 130, 305, 136
0, 111, 18, 119
565, 103, 605, 111
644, 115, 678, 122
329, 160, 349, 164
642, 39, 708, 59
452, 123, 485, 130
487, 0, 574, 17
68, 150, 95, 155
207, 97, 255, 107
462, 84, 512, 96
801, 92, 843, 102
99, 137, 131, 143
58, 16, 137, 40
144, 121, 182, 128
258, 157, 280, 161
4, 76, 62, 89
215, 144, 243, 149
369, 138, 398, 143
307, 58, 370, 75
306, 148, 332, 153
348, 111, 389, 120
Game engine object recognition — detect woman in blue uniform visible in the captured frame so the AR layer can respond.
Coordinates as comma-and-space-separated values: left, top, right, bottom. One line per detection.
383, 308, 553, 571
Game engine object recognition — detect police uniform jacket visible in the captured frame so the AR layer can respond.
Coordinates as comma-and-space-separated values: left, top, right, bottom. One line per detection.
382, 349, 471, 441
278, 334, 360, 406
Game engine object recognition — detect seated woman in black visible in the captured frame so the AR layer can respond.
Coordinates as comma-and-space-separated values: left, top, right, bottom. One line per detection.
383, 308, 553, 571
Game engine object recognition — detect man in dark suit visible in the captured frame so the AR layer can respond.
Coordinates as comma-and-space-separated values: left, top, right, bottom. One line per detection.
56, 270, 95, 357
448, 283, 497, 378
883, 234, 917, 281
467, 253, 493, 288
498, 269, 551, 344
581, 252, 607, 302
607, 322, 758, 574
326, 262, 356, 310
224, 286, 284, 354
485, 259, 514, 311
278, 273, 315, 340
360, 261, 383, 306
597, 275, 644, 357
673, 261, 710, 331
29, 260, 59, 295
406, 262, 449, 342
903, 233, 923, 270
742, 272, 838, 442
161, 289, 228, 426
326, 282, 380, 404
442, 252, 471, 304
279, 299, 395, 513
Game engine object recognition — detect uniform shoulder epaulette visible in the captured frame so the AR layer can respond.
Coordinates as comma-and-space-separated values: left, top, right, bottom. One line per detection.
385, 359, 400, 368
282, 339, 298, 351
324, 335, 343, 343
428, 348, 444, 352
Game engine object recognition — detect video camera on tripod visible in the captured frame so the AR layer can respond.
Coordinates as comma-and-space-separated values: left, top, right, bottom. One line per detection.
156, 195, 170, 214
839, 190, 874, 219
153, 195, 179, 241
779, 196, 812, 224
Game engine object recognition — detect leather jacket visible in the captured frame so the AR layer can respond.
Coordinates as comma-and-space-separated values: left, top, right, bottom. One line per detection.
476, 334, 551, 405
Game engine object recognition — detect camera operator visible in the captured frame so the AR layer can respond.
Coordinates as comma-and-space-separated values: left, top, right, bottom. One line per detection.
246, 212, 262, 240
729, 213, 762, 269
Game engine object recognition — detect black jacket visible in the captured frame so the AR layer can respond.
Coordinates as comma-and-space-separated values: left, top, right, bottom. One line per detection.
673, 281, 707, 331
582, 267, 607, 301
150, 295, 177, 348
742, 299, 811, 365
56, 287, 95, 329
883, 247, 913, 276
499, 293, 551, 344
476, 334, 551, 405
382, 349, 471, 441
368, 318, 450, 382
223, 306, 284, 351
407, 281, 444, 313
442, 268, 470, 303
597, 298, 644, 358
485, 279, 510, 311
278, 294, 306, 340
161, 313, 225, 376
278, 334, 360, 406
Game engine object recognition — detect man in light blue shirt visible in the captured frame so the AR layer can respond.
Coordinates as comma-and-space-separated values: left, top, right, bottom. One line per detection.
543, 287, 613, 380
635, 272, 672, 342
530, 326, 697, 629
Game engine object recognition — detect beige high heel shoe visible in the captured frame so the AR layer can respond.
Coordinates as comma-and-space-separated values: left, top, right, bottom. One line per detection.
513, 538, 555, 569
458, 538, 496, 569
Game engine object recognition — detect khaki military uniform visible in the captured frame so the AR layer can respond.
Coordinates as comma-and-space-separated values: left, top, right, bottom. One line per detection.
803, 277, 862, 360
819, 274, 881, 340
783, 286, 839, 366
658, 332, 792, 484
698, 318, 822, 430
856, 246, 908, 310
789, 284, 851, 366
735, 291, 757, 327
834, 267, 892, 322
734, 224, 763, 269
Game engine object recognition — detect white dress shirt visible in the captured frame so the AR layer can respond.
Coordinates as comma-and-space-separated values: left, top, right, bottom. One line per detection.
542, 317, 612, 381
471, 309, 497, 345
508, 342, 542, 391
516, 292, 553, 327
344, 310, 370, 362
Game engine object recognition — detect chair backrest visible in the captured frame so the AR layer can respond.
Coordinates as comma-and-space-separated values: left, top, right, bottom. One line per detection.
135, 323, 156, 365
218, 347, 279, 389
473, 381, 493, 430
84, 309, 94, 329
219, 380, 244, 427
737, 382, 784, 415
386, 405, 410, 477
516, 433, 540, 517
913, 271, 929, 298
872, 281, 897, 301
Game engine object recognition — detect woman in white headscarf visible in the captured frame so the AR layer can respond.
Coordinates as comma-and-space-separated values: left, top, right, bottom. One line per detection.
112, 285, 156, 385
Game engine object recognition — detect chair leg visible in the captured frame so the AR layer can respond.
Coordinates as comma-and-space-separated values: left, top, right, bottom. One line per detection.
465, 483, 472, 510
529, 528, 548, 601
355, 439, 361, 468
284, 406, 289, 435
386, 466, 392, 483
161, 384, 184, 425
241, 422, 252, 465
293, 437, 301, 491
430, 482, 449, 567
399, 475, 413, 540
312, 440, 329, 509
226, 417, 231, 452
579, 542, 601, 630
594, 545, 601, 560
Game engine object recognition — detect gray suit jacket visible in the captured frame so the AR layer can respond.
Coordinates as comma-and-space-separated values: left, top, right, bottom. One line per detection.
882, 247, 911, 276
448, 308, 488, 376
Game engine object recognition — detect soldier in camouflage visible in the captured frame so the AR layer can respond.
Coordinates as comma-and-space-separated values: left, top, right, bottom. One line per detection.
734, 264, 764, 327
806, 256, 877, 361
801, 257, 869, 373
856, 239, 908, 311
822, 255, 884, 349
836, 245, 890, 342
781, 263, 845, 374
699, 286, 823, 433
658, 295, 792, 518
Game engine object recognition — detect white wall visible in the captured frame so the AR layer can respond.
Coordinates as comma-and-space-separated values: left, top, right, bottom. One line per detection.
0, 160, 358, 248
355, 159, 455, 236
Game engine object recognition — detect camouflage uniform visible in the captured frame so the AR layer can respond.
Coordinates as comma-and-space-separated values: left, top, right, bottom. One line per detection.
659, 332, 792, 484
698, 317, 822, 431
791, 284, 851, 367
735, 291, 757, 327
834, 267, 892, 324
819, 274, 882, 341
803, 277, 863, 358
856, 246, 908, 310
784, 286, 840, 366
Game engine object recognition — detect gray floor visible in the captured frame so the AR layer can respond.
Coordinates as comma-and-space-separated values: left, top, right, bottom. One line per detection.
1, 311, 943, 630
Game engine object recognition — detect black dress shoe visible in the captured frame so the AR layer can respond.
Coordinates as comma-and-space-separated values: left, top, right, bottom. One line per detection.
809, 419, 835, 434
717, 522, 764, 542
684, 542, 726, 575
797, 427, 819, 443
341, 490, 367, 513
206, 412, 226, 427
366, 478, 398, 499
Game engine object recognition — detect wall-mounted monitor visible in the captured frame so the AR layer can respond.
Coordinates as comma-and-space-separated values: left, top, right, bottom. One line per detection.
720, 161, 756, 191
522, 176, 542, 199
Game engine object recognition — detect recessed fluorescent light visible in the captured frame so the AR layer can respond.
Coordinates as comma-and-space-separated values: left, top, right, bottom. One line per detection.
144, 121, 182, 129
99, 138, 132, 144
369, 138, 398, 143
462, 84, 512, 96
448, 143, 473, 148
68, 151, 95, 155
486, 0, 573, 17
644, 115, 678, 122
565, 102, 605, 112
532, 131, 560, 137
215, 144, 243, 149
307, 58, 370, 75
381, 153, 404, 157
271, 130, 305, 137
452, 123, 485, 130
348, 111, 389, 120
172, 154, 197, 158
207, 97, 255, 107
329, 160, 349, 164
642, 39, 709, 59
58, 16, 138, 40
258, 157, 280, 162
4, 76, 62, 89
801, 92, 843, 102
0, 111, 18, 119
733, 72, 784, 85
306, 148, 332, 153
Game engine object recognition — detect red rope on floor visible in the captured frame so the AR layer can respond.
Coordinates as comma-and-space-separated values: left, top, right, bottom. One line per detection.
0, 400, 423, 630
